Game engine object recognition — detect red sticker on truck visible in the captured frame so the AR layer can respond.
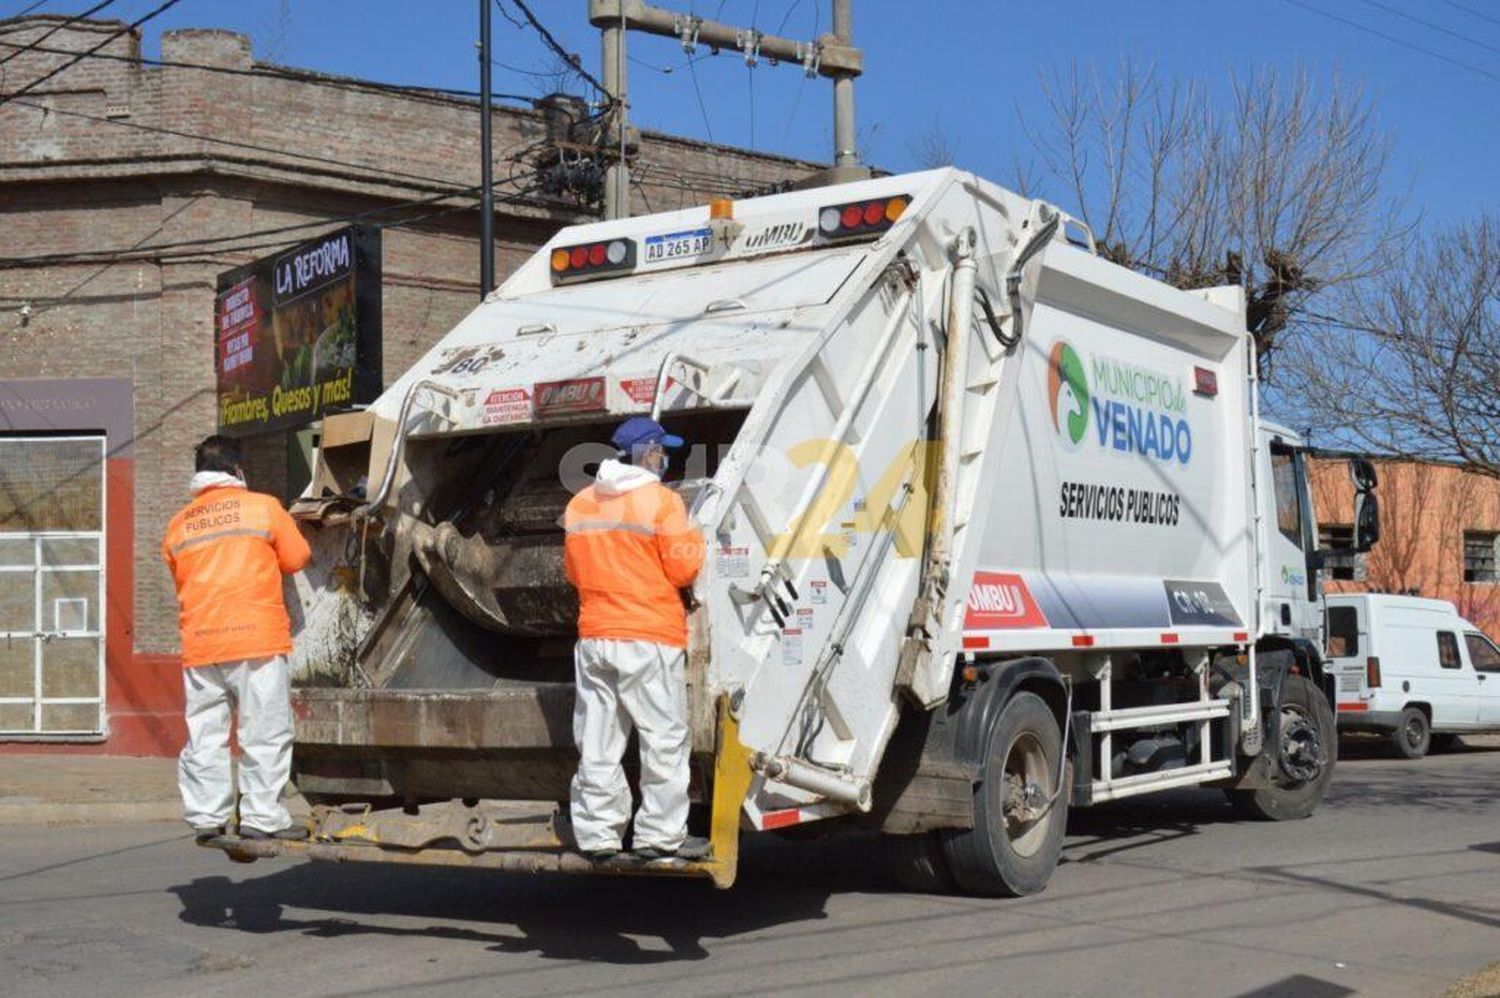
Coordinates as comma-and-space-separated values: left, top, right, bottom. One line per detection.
620, 377, 657, 405
481, 388, 530, 425
964, 572, 1049, 629
533, 377, 605, 415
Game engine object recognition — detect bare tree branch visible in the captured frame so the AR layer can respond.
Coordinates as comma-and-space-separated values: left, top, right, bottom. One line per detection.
1015, 60, 1401, 377
1283, 214, 1500, 478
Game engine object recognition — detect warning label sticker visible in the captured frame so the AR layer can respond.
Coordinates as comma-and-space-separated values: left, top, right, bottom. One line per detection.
795, 607, 814, 630
781, 627, 803, 667
809, 580, 828, 605
716, 544, 749, 580
482, 388, 530, 425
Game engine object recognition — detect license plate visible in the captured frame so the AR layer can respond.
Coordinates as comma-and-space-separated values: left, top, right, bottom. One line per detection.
644, 227, 712, 263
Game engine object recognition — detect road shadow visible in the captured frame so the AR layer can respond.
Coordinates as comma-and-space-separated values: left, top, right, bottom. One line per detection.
167, 833, 899, 964
1244, 862, 1500, 932
1336, 733, 1500, 762
1061, 787, 1241, 864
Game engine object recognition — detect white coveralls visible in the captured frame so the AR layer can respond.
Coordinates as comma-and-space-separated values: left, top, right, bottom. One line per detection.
570, 637, 690, 853
178, 654, 295, 832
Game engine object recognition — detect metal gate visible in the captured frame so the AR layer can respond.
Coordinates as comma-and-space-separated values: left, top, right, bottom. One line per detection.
0, 436, 107, 737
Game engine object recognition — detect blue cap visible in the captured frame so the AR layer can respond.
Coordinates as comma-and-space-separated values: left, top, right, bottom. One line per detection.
611, 416, 684, 452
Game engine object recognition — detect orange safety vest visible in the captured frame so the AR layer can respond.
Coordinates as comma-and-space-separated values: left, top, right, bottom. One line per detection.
563, 472, 704, 649
161, 485, 311, 668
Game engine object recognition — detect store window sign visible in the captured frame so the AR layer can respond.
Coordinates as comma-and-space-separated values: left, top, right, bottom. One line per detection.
214, 226, 382, 437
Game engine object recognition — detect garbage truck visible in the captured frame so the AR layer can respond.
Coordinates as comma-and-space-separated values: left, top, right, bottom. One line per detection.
206, 167, 1380, 896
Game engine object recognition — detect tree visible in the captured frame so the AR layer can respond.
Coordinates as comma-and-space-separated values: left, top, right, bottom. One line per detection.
1015, 61, 1398, 377
1285, 214, 1500, 479
909, 117, 958, 169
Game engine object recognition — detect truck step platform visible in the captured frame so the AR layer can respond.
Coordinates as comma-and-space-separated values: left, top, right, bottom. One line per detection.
198, 832, 718, 881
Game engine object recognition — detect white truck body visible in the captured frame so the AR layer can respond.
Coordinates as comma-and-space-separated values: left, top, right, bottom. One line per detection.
259, 168, 1361, 892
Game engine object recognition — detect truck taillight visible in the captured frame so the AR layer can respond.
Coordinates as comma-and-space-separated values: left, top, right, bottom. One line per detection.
1366, 656, 1381, 688
550, 238, 635, 283
818, 195, 909, 240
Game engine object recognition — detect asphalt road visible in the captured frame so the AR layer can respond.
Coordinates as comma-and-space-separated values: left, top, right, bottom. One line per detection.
2, 739, 1497, 998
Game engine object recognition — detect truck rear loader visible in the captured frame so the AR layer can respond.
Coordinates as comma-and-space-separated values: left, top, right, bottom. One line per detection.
207, 168, 1380, 895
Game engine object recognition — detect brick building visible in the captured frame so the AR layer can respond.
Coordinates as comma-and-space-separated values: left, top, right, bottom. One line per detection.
1310, 458, 1500, 636
0, 14, 820, 753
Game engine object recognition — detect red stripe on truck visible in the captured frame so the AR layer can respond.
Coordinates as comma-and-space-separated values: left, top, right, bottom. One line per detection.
1337, 702, 1369, 712
962, 636, 990, 650
761, 808, 804, 829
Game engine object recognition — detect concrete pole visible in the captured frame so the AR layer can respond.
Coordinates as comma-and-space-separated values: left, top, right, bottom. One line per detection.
832, 0, 857, 168
479, 0, 495, 296
601, 8, 629, 219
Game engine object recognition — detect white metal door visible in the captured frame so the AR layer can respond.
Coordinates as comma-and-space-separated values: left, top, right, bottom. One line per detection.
0, 436, 107, 737
1465, 631, 1500, 726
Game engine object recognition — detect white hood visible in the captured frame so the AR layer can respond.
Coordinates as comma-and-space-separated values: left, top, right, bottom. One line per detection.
190, 471, 245, 495
594, 458, 659, 497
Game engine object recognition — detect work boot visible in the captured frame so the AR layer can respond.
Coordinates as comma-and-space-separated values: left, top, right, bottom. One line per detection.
634, 836, 710, 860
583, 847, 619, 863
192, 825, 225, 844
238, 824, 309, 842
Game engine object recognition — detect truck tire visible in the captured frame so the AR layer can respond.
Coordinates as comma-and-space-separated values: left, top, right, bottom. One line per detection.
1225, 674, 1336, 821
941, 692, 1067, 897
884, 832, 956, 893
1391, 706, 1431, 759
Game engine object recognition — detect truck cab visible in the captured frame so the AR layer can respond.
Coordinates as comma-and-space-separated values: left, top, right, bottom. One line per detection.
1254, 423, 1380, 673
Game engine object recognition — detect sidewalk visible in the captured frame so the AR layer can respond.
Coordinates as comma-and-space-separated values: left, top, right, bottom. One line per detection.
0, 754, 308, 826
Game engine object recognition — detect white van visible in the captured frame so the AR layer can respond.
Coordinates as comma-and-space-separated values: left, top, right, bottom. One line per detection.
1325, 594, 1500, 757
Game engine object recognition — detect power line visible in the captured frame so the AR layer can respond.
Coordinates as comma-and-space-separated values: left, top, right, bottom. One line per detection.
0, 0, 182, 108
774, 0, 804, 35
1354, 0, 1500, 57
6, 93, 475, 192
779, 0, 817, 155
1443, 0, 1500, 30
0, 35, 535, 105
1283, 0, 1500, 84
6, 1, 53, 25
0, 172, 554, 270
501, 0, 614, 101
0, 183, 485, 266
0, 0, 117, 67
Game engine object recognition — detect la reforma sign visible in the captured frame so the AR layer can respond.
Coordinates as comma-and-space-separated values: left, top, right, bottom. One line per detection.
214, 226, 382, 437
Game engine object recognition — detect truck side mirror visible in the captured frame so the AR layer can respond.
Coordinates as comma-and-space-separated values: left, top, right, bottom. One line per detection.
1349, 457, 1377, 491
1353, 491, 1380, 553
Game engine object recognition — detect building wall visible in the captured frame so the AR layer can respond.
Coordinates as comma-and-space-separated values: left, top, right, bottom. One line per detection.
1310, 458, 1500, 636
0, 14, 822, 753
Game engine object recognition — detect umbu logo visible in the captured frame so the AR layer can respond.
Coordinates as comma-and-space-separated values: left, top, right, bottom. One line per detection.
968, 580, 1028, 619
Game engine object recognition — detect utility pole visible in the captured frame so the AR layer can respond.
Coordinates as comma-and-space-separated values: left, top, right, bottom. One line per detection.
588, 0, 867, 217
831, 0, 856, 171
479, 0, 495, 296
600, 3, 628, 220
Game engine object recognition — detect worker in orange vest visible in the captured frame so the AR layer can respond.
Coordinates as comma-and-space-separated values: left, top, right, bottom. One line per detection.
563, 417, 706, 861
161, 435, 311, 842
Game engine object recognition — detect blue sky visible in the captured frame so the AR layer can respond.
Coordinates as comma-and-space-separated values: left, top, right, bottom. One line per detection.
20, 0, 1500, 223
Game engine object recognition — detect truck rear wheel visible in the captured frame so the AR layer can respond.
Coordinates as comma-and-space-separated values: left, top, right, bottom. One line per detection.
941, 692, 1067, 897
1225, 674, 1336, 821
1390, 706, 1431, 759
